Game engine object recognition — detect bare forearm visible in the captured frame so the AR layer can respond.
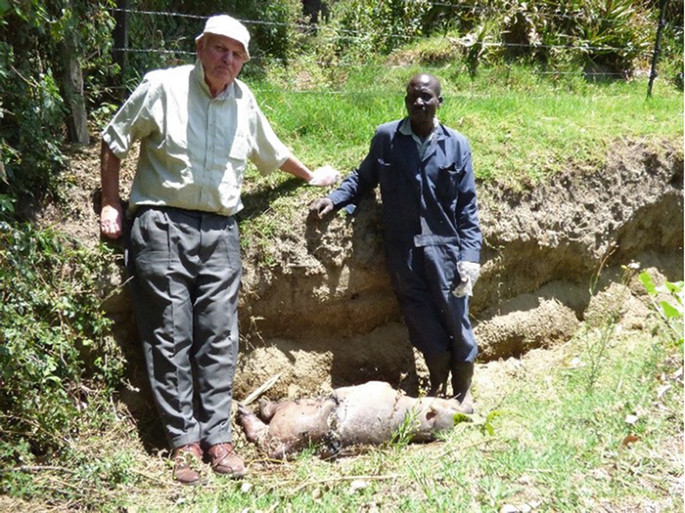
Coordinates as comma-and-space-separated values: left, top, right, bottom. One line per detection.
280, 156, 340, 187
279, 155, 313, 182
99, 140, 124, 239
100, 140, 121, 206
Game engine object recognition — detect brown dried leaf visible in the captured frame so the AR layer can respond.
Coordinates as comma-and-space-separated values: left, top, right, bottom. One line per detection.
619, 435, 640, 448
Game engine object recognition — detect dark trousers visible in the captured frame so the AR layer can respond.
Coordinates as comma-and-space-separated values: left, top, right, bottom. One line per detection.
128, 206, 242, 449
387, 243, 478, 363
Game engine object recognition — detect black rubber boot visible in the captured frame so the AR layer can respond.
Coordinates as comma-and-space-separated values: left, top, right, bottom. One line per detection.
425, 352, 452, 397
451, 361, 475, 413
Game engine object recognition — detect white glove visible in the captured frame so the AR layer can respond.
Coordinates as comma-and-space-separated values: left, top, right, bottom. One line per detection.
308, 165, 340, 187
452, 261, 481, 298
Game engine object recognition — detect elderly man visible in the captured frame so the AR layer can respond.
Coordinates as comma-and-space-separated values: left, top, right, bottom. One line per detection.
310, 74, 481, 411
99, 15, 338, 485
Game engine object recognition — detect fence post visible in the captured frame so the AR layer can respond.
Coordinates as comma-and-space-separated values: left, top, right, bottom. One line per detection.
112, 0, 129, 100
59, 0, 90, 145
647, 0, 669, 98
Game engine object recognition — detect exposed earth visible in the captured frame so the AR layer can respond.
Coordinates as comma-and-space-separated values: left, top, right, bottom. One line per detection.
40, 136, 683, 411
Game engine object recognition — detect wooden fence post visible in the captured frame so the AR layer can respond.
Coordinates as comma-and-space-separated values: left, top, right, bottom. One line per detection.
60, 0, 89, 145
647, 0, 670, 98
112, 0, 129, 100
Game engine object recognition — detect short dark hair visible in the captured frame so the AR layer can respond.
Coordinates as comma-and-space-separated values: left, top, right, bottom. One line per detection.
407, 73, 441, 97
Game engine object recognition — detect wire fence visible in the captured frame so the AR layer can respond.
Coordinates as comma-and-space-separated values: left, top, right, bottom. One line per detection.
110, 6, 654, 54
109, 3, 656, 34
112, 46, 651, 69
107, 3, 673, 95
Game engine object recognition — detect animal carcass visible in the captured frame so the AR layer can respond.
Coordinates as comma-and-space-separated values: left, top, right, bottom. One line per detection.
236, 381, 468, 459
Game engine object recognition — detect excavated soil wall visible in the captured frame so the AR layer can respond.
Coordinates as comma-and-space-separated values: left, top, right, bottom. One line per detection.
95, 139, 682, 402
232, 139, 683, 398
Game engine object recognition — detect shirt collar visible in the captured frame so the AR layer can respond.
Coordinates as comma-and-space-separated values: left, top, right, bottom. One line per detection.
399, 116, 440, 138
193, 59, 235, 100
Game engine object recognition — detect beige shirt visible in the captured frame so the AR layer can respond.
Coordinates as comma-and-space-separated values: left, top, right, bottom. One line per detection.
102, 60, 290, 216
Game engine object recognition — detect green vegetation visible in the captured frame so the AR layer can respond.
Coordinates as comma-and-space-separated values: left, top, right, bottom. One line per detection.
253, 63, 683, 185
0, 1, 116, 203
0, 222, 128, 505
640, 271, 684, 348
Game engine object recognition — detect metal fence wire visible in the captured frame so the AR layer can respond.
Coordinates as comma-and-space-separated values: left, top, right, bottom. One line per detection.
108, 2, 676, 95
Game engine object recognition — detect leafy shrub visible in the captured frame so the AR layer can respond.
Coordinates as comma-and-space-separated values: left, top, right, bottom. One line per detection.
0, 223, 124, 479
0, 40, 66, 203
249, 0, 305, 60
640, 271, 684, 347
315, 0, 429, 61
304, 0, 668, 81
0, 1, 118, 211
658, 0, 684, 89
120, 0, 305, 86
571, 0, 652, 75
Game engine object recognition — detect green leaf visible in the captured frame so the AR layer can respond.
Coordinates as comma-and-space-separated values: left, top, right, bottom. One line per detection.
453, 413, 472, 424
664, 280, 684, 296
660, 300, 682, 319
639, 271, 657, 295
486, 410, 505, 423
478, 409, 507, 436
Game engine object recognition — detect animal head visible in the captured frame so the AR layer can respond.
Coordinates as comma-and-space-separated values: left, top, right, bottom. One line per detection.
423, 397, 471, 431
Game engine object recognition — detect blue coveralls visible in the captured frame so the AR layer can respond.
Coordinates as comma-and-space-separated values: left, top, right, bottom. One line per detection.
328, 118, 482, 363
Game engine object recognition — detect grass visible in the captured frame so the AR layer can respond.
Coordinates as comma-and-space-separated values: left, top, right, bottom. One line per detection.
5, 306, 679, 512
249, 61, 683, 186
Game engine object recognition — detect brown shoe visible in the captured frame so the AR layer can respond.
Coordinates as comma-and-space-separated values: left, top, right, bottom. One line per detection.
171, 442, 203, 485
207, 443, 246, 478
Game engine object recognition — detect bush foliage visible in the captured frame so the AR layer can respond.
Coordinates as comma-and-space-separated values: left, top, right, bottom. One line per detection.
0, 1, 117, 203
0, 221, 125, 493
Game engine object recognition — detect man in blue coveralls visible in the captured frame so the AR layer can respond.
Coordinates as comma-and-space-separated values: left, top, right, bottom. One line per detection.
309, 73, 482, 412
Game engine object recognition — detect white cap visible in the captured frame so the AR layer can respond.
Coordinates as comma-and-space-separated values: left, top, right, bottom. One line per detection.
196, 15, 250, 62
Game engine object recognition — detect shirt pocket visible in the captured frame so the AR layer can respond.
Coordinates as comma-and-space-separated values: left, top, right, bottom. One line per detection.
435, 162, 462, 200
223, 134, 250, 183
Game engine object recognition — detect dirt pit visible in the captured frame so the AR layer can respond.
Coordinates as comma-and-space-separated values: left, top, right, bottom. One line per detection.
43, 137, 683, 405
